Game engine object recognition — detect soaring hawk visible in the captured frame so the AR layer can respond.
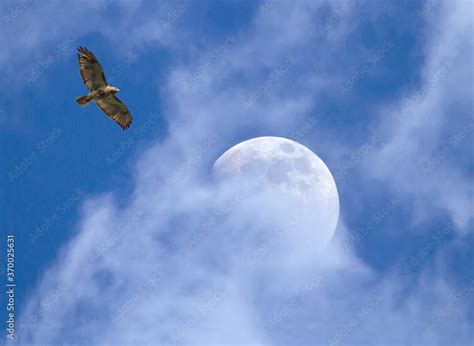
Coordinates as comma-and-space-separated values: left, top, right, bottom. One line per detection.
76, 47, 132, 130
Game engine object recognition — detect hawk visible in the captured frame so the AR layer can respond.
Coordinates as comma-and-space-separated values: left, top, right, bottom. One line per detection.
76, 47, 133, 130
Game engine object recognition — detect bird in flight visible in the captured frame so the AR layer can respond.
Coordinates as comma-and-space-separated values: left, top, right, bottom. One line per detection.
76, 47, 132, 130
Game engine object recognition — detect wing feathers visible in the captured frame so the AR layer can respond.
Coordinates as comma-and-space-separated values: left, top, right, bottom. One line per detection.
77, 47, 107, 91
77, 47, 133, 130
96, 95, 132, 130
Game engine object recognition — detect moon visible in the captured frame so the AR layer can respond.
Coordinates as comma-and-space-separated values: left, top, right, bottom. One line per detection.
213, 136, 339, 252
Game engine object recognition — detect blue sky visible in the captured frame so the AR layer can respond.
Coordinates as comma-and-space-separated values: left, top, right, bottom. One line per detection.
1, 0, 473, 344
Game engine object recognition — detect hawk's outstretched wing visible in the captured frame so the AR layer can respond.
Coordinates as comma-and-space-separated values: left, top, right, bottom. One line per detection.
77, 47, 108, 91
96, 95, 133, 130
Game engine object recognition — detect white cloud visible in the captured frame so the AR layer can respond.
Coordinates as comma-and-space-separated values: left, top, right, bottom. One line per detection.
366, 0, 473, 230
17, 0, 474, 344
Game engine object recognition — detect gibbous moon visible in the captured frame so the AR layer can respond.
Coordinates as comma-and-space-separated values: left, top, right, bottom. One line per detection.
213, 136, 339, 252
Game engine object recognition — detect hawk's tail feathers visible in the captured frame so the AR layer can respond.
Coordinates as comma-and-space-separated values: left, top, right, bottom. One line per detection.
76, 95, 92, 107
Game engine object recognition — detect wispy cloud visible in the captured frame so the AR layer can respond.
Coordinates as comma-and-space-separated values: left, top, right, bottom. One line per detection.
16, 0, 474, 345
8, 127, 64, 182
367, 0, 473, 230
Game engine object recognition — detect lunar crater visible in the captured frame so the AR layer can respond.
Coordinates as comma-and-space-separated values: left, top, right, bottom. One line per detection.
213, 136, 340, 250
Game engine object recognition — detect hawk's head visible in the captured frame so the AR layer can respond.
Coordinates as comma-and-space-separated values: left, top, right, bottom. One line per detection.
105, 86, 120, 94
